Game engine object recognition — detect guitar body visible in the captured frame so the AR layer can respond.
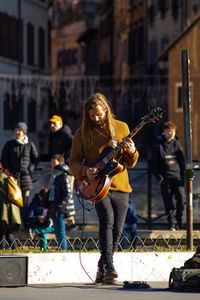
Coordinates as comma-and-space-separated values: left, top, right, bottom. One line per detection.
75, 147, 124, 203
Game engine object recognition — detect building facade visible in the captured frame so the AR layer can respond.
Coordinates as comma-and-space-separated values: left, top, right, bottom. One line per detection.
0, 0, 49, 75
0, 0, 49, 153
159, 14, 200, 161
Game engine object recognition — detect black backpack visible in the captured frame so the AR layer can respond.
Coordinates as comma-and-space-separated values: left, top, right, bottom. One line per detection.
169, 247, 200, 290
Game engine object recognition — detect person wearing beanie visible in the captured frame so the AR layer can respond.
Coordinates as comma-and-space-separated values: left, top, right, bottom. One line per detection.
15, 122, 28, 135
1, 121, 38, 227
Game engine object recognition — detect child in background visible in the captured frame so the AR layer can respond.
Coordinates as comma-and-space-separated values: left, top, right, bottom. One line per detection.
26, 188, 54, 250
48, 154, 75, 250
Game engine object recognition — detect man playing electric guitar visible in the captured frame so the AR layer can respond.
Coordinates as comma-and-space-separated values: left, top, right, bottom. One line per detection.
69, 93, 139, 284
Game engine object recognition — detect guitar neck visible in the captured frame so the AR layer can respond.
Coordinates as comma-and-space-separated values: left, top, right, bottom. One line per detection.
103, 107, 163, 163
105, 120, 146, 162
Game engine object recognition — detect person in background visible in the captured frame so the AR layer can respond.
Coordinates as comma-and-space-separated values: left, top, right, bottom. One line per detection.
48, 114, 74, 205
1, 122, 38, 227
48, 154, 75, 250
0, 163, 22, 249
121, 200, 139, 250
151, 121, 185, 230
48, 115, 73, 164
69, 93, 139, 284
26, 188, 54, 251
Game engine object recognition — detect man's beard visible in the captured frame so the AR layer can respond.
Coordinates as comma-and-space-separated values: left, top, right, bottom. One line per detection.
93, 117, 107, 128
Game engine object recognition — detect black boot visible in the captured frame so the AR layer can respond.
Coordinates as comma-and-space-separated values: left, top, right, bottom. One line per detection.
168, 211, 176, 231
176, 216, 183, 230
95, 258, 105, 284
103, 261, 118, 283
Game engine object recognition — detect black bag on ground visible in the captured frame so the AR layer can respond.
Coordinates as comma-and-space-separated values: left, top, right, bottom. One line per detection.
169, 247, 200, 290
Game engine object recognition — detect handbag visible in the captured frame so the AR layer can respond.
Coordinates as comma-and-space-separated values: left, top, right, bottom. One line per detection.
0, 176, 23, 207
7, 176, 23, 207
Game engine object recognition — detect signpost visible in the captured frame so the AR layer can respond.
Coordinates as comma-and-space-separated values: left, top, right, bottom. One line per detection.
181, 50, 193, 250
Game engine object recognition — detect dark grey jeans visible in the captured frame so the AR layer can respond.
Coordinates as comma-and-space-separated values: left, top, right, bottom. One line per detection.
95, 190, 129, 265
160, 178, 185, 227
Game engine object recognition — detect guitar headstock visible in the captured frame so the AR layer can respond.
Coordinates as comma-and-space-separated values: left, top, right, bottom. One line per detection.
141, 107, 164, 124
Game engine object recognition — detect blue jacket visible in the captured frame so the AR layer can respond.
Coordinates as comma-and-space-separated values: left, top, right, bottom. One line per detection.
125, 201, 137, 226
26, 194, 48, 227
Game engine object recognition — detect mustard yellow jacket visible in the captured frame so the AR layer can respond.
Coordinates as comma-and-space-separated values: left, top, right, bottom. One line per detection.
69, 119, 139, 193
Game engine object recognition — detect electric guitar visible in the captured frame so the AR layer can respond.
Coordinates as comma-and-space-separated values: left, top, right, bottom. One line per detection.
75, 107, 163, 203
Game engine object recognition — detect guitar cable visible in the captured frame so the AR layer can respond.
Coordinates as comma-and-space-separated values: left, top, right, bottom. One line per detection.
76, 193, 97, 285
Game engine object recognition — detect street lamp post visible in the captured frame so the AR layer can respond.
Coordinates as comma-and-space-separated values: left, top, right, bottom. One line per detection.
181, 50, 193, 250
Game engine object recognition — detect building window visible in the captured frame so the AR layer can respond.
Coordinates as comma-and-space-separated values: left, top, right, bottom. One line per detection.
3, 92, 24, 130
27, 23, 34, 66
150, 0, 159, 13
0, 12, 23, 62
149, 40, 157, 64
175, 82, 193, 112
28, 98, 36, 132
57, 50, 64, 68
128, 26, 144, 65
38, 27, 45, 69
57, 48, 78, 68
160, 36, 169, 51
122, 38, 127, 62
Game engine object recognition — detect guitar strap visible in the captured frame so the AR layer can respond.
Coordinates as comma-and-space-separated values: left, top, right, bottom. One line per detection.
112, 126, 117, 148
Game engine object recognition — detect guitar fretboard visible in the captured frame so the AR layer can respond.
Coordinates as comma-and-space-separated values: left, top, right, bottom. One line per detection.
103, 120, 146, 163
102, 107, 163, 163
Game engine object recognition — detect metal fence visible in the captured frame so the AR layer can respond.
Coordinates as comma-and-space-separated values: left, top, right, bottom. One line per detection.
1, 232, 200, 252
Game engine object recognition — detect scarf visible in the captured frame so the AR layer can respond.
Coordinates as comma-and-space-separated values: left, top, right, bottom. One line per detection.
15, 135, 29, 145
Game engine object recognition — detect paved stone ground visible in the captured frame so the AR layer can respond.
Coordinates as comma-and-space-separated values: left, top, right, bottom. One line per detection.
0, 282, 200, 300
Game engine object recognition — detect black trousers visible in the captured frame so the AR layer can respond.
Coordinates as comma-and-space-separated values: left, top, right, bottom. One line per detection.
20, 190, 30, 227
95, 190, 129, 265
160, 178, 185, 227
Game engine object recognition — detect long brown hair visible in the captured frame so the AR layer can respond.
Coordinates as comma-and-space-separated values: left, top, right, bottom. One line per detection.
82, 93, 115, 146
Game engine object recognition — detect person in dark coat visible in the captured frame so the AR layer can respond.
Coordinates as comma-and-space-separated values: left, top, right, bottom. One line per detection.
1, 122, 38, 226
48, 154, 75, 250
151, 121, 185, 230
48, 115, 73, 164
26, 188, 54, 250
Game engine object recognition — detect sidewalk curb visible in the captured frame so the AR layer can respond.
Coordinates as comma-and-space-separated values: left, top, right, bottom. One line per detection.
16, 251, 195, 284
